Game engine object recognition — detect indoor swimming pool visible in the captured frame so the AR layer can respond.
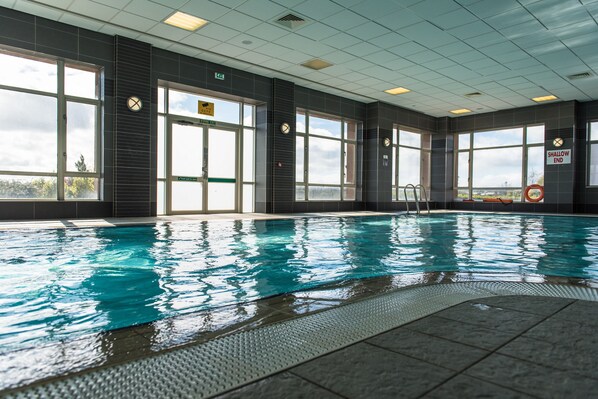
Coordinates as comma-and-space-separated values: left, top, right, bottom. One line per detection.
1, 212, 598, 350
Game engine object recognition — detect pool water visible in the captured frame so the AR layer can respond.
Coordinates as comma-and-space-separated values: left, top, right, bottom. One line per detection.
1, 213, 598, 349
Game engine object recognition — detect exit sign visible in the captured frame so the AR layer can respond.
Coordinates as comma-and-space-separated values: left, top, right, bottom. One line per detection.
214, 72, 225, 80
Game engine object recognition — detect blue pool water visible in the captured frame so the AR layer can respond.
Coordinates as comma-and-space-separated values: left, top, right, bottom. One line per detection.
1, 213, 598, 349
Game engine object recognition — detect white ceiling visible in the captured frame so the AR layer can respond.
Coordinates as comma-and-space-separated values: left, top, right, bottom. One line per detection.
4, 0, 598, 117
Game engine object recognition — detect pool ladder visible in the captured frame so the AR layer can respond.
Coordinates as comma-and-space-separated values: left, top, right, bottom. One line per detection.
403, 184, 430, 215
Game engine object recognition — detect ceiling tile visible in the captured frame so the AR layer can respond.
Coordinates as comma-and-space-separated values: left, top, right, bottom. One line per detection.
180, 0, 230, 21
321, 32, 362, 49
124, 0, 172, 21
246, 22, 288, 40
368, 50, 401, 64
59, 13, 105, 31
210, 42, 248, 57
346, 22, 391, 41
446, 20, 494, 40
388, 41, 427, 57
180, 33, 221, 50
292, 0, 344, 20
465, 0, 521, 19
226, 34, 267, 50
349, 0, 402, 19
398, 21, 457, 48
295, 22, 338, 41
91, 0, 130, 9
376, 8, 423, 30
236, 0, 287, 20
408, 50, 443, 64
321, 50, 355, 64
216, 10, 262, 32
254, 42, 293, 57
147, 23, 191, 41
465, 32, 506, 48
368, 32, 410, 49
343, 42, 380, 57
14, 0, 64, 19
484, 7, 535, 30
321, 9, 369, 31
409, 0, 461, 18
69, 0, 119, 20
526, 0, 592, 29
199, 23, 241, 41
110, 11, 156, 32
430, 8, 478, 30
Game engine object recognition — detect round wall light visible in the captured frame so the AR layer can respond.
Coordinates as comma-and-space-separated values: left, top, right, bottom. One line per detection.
383, 137, 391, 147
553, 137, 564, 147
127, 96, 143, 112
280, 122, 291, 134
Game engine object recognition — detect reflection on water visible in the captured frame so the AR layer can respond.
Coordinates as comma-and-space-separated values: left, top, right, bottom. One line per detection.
1, 213, 598, 349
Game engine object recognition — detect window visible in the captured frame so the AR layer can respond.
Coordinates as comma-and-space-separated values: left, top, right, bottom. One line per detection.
0, 47, 102, 200
295, 110, 359, 201
588, 121, 598, 186
391, 127, 431, 201
456, 125, 544, 201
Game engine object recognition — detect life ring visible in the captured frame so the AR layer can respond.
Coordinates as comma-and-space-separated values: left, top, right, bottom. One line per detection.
524, 184, 544, 202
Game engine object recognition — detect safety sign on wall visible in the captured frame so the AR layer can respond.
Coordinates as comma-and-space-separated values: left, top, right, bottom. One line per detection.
198, 101, 215, 116
546, 149, 571, 165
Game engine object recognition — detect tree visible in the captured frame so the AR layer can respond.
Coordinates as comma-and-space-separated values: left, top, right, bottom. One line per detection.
65, 154, 96, 199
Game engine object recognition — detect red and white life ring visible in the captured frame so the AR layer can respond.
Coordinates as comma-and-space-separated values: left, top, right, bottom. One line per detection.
524, 184, 544, 202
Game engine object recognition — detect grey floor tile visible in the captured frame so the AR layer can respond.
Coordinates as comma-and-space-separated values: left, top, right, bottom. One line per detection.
291, 342, 454, 399
523, 316, 598, 345
215, 372, 342, 399
498, 335, 598, 380
367, 328, 489, 371
423, 375, 534, 399
465, 353, 598, 398
405, 315, 515, 351
435, 302, 544, 334
551, 300, 598, 327
474, 295, 573, 316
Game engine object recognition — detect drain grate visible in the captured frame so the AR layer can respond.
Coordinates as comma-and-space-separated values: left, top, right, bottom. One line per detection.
5, 282, 598, 399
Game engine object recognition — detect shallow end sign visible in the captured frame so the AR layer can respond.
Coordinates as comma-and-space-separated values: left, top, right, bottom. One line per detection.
547, 149, 571, 165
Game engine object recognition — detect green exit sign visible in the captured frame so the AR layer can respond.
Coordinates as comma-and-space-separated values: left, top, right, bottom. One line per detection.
215, 72, 225, 80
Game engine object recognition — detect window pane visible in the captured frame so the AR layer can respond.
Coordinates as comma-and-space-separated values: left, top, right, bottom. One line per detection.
172, 125, 203, 177
393, 128, 397, 145
65, 66, 97, 99
458, 152, 469, 187
457, 189, 469, 200
590, 144, 598, 185
309, 137, 341, 184
296, 111, 306, 133
308, 185, 341, 200
208, 129, 236, 179
208, 182, 235, 210
243, 183, 254, 212
399, 130, 420, 148
0, 89, 57, 173
64, 176, 98, 199
0, 175, 57, 199
458, 133, 470, 150
158, 87, 165, 114
0, 51, 57, 93
591, 122, 598, 142
243, 104, 254, 127
527, 146, 544, 185
472, 147, 522, 187
527, 125, 544, 144
345, 120, 357, 141
168, 89, 240, 124
343, 186, 355, 201
473, 188, 521, 201
158, 116, 166, 179
67, 102, 96, 173
296, 184, 305, 201
398, 147, 421, 186
172, 182, 202, 211
243, 129, 254, 182
392, 147, 397, 187
473, 128, 523, 148
296, 136, 304, 183
157, 180, 165, 215
344, 143, 356, 184
309, 114, 341, 138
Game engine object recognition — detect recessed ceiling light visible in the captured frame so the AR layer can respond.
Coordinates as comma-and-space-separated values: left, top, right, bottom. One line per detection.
532, 95, 558, 102
450, 108, 472, 114
242, 40, 253, 45
384, 87, 411, 95
164, 11, 207, 32
301, 59, 333, 70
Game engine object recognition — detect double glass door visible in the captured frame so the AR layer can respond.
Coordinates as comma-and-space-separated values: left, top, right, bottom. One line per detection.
167, 117, 238, 214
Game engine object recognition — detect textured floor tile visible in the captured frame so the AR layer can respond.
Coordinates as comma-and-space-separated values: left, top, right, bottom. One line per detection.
215, 372, 342, 399
465, 353, 598, 398
435, 302, 543, 333
474, 295, 573, 316
523, 316, 598, 345
367, 328, 489, 371
423, 375, 534, 399
405, 315, 515, 350
551, 300, 598, 327
498, 335, 598, 380
291, 342, 453, 399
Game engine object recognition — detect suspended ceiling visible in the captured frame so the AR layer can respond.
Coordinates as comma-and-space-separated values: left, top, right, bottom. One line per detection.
3, 0, 598, 117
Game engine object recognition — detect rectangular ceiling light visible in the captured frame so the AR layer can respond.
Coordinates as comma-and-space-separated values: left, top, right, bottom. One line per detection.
384, 87, 411, 95
301, 59, 333, 70
450, 108, 472, 114
164, 11, 208, 31
532, 95, 558, 102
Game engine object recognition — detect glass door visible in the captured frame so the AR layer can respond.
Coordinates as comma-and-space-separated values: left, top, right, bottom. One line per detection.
167, 119, 239, 214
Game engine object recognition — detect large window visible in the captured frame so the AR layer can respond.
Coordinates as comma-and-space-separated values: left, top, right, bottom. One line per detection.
0, 47, 102, 200
295, 110, 359, 201
588, 121, 598, 185
391, 127, 431, 201
456, 125, 544, 201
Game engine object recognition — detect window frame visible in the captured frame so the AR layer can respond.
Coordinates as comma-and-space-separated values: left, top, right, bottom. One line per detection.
295, 109, 359, 202
391, 125, 431, 202
587, 121, 598, 187
455, 124, 544, 201
0, 47, 102, 201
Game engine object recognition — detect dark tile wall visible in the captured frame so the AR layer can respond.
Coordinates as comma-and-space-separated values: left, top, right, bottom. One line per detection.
294, 86, 367, 213
271, 79, 295, 213
0, 7, 114, 220
449, 101, 577, 213
113, 36, 152, 217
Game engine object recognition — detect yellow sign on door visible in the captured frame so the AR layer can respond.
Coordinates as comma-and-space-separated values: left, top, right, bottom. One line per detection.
198, 101, 215, 116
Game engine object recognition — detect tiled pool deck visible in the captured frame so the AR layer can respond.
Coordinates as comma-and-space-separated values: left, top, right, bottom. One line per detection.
1, 212, 598, 397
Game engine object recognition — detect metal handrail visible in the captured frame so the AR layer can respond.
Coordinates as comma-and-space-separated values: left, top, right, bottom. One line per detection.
403, 184, 419, 214
415, 184, 430, 214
